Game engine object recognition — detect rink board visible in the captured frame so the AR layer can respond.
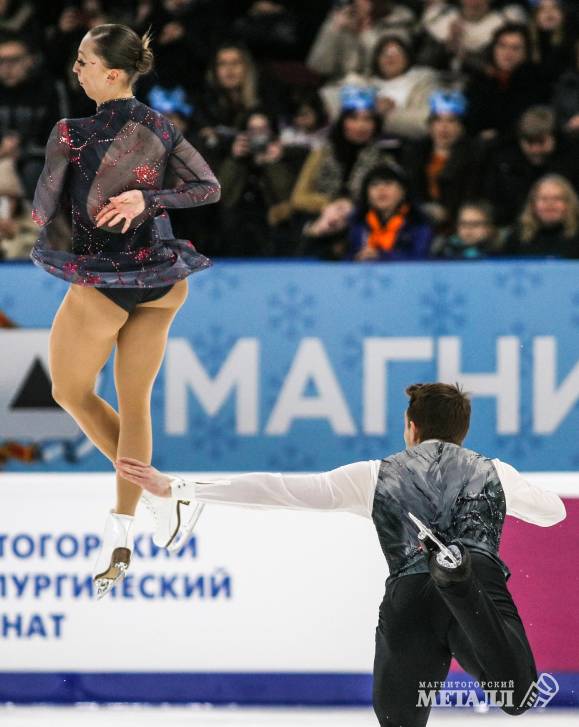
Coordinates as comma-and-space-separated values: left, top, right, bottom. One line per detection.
0, 474, 577, 706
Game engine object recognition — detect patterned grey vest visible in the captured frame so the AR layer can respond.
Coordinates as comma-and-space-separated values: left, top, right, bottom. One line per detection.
372, 441, 509, 579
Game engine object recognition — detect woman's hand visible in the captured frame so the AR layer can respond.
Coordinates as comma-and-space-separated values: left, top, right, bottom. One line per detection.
95, 190, 145, 233
116, 456, 172, 498
356, 245, 379, 261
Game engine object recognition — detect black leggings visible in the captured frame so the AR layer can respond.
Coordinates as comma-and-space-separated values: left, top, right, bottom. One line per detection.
373, 552, 538, 726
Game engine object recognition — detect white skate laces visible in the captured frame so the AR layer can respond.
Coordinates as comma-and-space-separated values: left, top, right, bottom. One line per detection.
93, 511, 134, 600
407, 512, 462, 569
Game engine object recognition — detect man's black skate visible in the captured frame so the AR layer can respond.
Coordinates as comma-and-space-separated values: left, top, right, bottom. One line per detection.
407, 512, 472, 587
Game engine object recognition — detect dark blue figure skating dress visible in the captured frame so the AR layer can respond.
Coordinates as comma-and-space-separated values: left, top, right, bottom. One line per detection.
30, 96, 220, 295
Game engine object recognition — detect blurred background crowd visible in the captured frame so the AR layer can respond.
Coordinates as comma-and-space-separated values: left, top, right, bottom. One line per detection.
0, 0, 579, 262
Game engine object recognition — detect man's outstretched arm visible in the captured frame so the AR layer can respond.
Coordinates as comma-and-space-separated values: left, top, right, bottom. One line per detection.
116, 457, 378, 518
493, 459, 566, 526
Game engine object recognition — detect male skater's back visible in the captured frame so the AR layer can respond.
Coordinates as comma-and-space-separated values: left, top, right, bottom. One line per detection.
116, 383, 566, 727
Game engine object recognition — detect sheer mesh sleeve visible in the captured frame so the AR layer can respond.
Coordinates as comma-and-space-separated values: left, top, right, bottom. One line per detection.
142, 130, 221, 211
31, 120, 70, 227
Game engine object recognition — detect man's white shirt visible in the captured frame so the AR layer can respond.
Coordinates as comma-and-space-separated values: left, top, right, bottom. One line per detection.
175, 442, 566, 527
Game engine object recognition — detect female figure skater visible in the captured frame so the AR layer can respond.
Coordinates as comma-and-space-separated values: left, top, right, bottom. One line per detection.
30, 24, 221, 598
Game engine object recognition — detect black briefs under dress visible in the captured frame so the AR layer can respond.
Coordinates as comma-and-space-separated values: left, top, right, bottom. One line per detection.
96, 284, 174, 313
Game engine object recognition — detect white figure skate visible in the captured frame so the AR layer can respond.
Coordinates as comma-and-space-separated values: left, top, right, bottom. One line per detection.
93, 511, 134, 599
142, 490, 205, 553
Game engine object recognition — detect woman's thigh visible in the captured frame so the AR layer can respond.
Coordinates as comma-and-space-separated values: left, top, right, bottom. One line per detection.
113, 279, 188, 402
49, 284, 129, 394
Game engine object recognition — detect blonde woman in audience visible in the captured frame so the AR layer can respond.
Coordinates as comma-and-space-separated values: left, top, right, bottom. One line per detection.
503, 174, 579, 258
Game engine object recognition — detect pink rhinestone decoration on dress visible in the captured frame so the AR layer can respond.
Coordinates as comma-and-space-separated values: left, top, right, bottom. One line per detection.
30, 97, 220, 288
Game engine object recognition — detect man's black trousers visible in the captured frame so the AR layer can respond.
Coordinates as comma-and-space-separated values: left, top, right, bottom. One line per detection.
373, 552, 538, 726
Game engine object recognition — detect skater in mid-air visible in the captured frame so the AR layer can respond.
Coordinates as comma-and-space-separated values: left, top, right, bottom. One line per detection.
117, 383, 565, 726
30, 24, 220, 598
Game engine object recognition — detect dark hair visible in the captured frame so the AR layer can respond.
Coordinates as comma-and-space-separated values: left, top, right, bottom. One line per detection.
0, 32, 33, 53
329, 108, 380, 164
369, 0, 395, 22
370, 34, 414, 77
358, 162, 408, 215
240, 107, 279, 136
88, 24, 154, 78
490, 23, 531, 64
406, 383, 471, 445
288, 89, 328, 130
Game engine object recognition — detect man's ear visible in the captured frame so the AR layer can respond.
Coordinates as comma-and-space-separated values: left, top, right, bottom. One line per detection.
409, 419, 420, 445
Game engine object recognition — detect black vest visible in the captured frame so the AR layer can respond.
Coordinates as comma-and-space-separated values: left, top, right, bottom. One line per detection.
372, 441, 509, 579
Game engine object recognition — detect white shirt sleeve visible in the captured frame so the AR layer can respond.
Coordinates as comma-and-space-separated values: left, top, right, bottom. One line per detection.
492, 459, 566, 527
174, 461, 380, 519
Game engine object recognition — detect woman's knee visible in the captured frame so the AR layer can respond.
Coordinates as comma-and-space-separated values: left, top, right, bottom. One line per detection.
51, 382, 94, 411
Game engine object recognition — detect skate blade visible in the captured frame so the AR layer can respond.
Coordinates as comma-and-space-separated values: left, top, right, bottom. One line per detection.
167, 502, 205, 553
93, 547, 131, 600
407, 512, 460, 568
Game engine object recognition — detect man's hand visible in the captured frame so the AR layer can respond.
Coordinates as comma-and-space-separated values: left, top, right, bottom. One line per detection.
116, 457, 172, 497
95, 190, 145, 232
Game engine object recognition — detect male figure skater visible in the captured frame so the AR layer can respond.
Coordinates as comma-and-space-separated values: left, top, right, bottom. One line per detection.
117, 383, 566, 726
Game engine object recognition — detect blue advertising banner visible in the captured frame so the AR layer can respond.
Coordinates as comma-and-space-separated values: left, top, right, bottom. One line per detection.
1, 260, 578, 473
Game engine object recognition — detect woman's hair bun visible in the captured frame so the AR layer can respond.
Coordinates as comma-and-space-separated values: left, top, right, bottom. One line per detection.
135, 29, 154, 75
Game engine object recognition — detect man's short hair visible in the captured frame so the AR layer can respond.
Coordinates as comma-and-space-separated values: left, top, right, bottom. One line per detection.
518, 106, 556, 141
405, 383, 471, 445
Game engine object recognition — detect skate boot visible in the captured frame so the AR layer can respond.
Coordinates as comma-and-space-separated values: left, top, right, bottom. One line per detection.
407, 512, 471, 587
93, 511, 133, 600
142, 485, 204, 553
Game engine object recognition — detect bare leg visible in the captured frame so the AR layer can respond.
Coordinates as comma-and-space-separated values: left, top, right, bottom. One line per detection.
49, 285, 128, 462
114, 280, 188, 515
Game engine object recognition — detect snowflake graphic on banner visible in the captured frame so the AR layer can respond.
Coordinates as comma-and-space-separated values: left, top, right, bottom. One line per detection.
342, 323, 378, 371
268, 283, 316, 339
190, 411, 238, 459
495, 266, 543, 297
267, 444, 318, 471
193, 266, 240, 300
343, 266, 392, 300
420, 281, 466, 334
192, 324, 237, 375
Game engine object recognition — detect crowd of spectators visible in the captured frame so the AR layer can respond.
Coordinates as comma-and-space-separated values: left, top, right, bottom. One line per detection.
0, 0, 578, 263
